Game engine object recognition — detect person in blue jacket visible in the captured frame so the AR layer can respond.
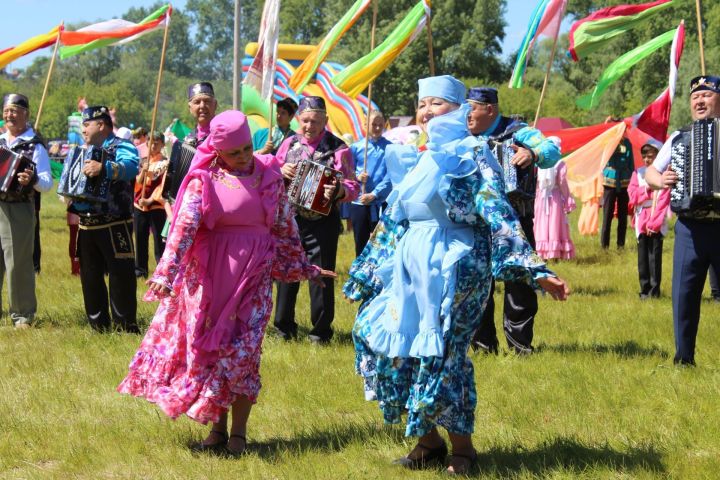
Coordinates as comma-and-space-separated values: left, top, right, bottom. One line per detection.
347, 110, 392, 256
466, 87, 561, 355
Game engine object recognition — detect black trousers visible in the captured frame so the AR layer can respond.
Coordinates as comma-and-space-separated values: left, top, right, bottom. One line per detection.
33, 191, 41, 273
708, 265, 720, 299
133, 208, 167, 276
601, 186, 629, 248
274, 209, 341, 341
637, 233, 663, 298
347, 203, 379, 257
473, 214, 538, 353
672, 218, 720, 365
78, 222, 138, 332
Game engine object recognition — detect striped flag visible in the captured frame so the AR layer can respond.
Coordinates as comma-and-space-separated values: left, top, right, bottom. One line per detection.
0, 26, 61, 70
568, 0, 674, 61
576, 27, 676, 110
288, 0, 372, 93
635, 21, 685, 142
332, 0, 431, 99
59, 4, 172, 59
508, 0, 567, 89
243, 0, 281, 103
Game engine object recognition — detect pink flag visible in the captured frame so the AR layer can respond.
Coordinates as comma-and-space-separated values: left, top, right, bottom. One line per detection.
243, 0, 281, 103
634, 21, 685, 142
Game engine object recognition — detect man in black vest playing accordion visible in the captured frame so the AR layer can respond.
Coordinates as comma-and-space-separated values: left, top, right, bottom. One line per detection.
69, 106, 139, 333
645, 75, 720, 366
273, 96, 359, 344
162, 82, 217, 221
0, 93, 53, 328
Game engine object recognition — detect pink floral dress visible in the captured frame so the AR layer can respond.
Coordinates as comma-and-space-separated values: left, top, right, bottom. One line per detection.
118, 156, 319, 424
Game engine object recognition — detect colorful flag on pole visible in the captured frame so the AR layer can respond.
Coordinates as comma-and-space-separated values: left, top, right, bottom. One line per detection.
288, 0, 372, 93
59, 4, 172, 59
568, 0, 674, 62
508, 0, 567, 89
332, 0, 431, 99
243, 0, 281, 103
635, 21, 685, 142
576, 28, 676, 110
0, 26, 61, 70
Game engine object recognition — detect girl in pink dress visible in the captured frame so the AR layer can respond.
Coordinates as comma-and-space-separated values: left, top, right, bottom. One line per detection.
118, 111, 333, 455
534, 161, 576, 260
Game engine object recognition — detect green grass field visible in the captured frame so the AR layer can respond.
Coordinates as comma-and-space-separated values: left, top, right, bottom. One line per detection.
1, 191, 719, 479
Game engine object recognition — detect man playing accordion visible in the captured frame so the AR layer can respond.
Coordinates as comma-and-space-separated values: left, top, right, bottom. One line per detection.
0, 93, 53, 328
67, 106, 140, 333
645, 75, 720, 366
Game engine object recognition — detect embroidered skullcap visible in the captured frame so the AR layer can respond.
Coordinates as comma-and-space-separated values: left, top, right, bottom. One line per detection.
82, 106, 113, 126
298, 96, 326, 114
187, 82, 215, 101
3, 93, 29, 110
467, 87, 499, 105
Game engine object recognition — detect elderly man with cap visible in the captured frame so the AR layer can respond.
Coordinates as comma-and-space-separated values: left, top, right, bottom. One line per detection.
162, 82, 217, 220
644, 75, 720, 366
273, 96, 359, 344
0, 93, 53, 328
466, 86, 561, 355
67, 105, 139, 333
252, 96, 298, 154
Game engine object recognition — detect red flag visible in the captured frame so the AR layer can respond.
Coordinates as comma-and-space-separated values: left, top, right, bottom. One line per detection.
634, 21, 685, 142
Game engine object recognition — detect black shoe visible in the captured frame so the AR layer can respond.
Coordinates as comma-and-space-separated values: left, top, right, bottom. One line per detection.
308, 335, 331, 345
393, 442, 448, 469
471, 340, 499, 354
271, 326, 297, 341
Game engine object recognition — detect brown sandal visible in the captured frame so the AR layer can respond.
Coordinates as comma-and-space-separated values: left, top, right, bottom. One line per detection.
225, 434, 247, 457
392, 441, 448, 469
446, 450, 478, 475
191, 430, 228, 453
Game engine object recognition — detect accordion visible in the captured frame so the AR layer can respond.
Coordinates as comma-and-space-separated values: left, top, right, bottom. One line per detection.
0, 145, 35, 194
57, 145, 111, 203
669, 119, 720, 218
287, 158, 343, 217
164, 141, 196, 203
489, 135, 536, 202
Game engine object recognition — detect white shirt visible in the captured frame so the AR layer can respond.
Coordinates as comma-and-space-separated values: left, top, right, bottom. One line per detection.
0, 126, 53, 193
651, 130, 680, 173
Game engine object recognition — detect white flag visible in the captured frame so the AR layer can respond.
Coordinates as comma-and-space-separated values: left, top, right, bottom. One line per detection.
243, 0, 281, 103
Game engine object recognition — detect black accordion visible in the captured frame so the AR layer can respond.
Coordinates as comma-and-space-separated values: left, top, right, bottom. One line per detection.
488, 129, 536, 202
163, 141, 196, 203
57, 145, 111, 203
0, 145, 35, 194
669, 119, 720, 219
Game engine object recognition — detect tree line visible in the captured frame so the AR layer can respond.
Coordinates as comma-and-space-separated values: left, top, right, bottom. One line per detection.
1, 0, 717, 140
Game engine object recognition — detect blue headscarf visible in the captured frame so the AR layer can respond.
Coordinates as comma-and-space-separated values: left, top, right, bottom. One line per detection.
418, 75, 466, 104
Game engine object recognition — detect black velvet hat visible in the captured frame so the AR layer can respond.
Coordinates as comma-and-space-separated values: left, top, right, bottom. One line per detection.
82, 105, 112, 126
3, 93, 29, 110
187, 82, 215, 100
467, 87, 499, 105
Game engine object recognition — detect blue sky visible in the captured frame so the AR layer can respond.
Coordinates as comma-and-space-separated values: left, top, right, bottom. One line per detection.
4, 0, 563, 70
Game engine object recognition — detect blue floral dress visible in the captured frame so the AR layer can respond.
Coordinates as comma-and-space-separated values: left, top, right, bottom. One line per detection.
344, 105, 554, 437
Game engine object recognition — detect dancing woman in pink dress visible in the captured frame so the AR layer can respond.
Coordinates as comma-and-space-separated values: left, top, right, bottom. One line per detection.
118, 111, 334, 455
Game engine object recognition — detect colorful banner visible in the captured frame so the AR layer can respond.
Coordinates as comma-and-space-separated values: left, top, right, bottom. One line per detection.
568, 0, 673, 61
60, 4, 171, 59
508, 0, 567, 89
288, 0, 372, 93
576, 27, 676, 110
635, 21, 685, 142
0, 26, 61, 70
243, 0, 281, 103
332, 0, 431, 98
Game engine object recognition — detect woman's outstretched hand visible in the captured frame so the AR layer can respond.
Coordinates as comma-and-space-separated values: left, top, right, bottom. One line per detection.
311, 268, 338, 287
145, 279, 175, 299
538, 276, 570, 301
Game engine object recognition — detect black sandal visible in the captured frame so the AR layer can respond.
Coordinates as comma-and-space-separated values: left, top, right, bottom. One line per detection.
225, 434, 247, 457
446, 450, 478, 475
393, 441, 448, 469
191, 430, 228, 453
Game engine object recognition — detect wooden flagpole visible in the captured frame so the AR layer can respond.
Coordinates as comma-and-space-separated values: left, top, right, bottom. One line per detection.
695, 0, 705, 75
142, 12, 171, 207
425, 4, 435, 76
361, 0, 379, 196
533, 31, 560, 127
233, 0, 242, 109
34, 23, 63, 131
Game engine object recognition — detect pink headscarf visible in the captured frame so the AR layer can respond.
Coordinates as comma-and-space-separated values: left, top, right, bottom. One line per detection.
171, 110, 252, 220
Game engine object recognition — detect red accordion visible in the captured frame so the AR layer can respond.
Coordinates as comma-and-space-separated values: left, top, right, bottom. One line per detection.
0, 145, 35, 194
287, 158, 343, 216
